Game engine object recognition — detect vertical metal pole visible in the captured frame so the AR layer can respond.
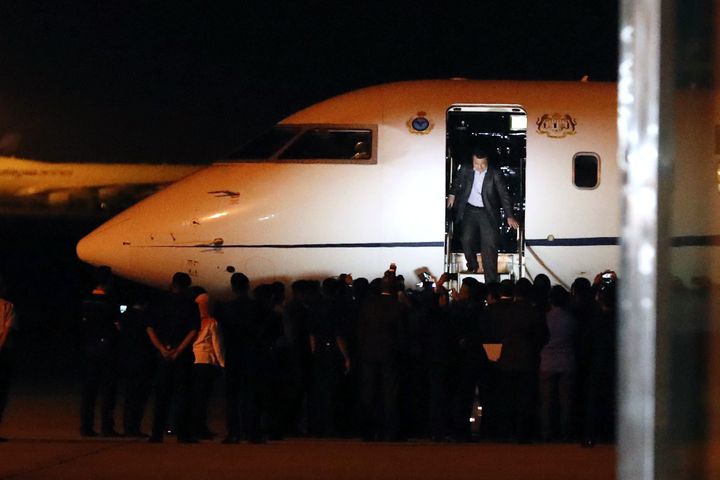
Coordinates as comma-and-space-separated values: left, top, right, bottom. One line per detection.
617, 0, 663, 479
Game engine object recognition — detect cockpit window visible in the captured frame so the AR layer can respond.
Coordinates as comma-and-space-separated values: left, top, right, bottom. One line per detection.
224, 124, 376, 163
226, 126, 301, 159
279, 128, 372, 160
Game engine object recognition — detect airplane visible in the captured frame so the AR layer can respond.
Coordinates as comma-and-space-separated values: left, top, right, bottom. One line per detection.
0, 156, 204, 215
77, 78, 705, 297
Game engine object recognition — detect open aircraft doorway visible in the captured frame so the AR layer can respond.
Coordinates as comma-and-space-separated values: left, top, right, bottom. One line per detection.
445, 105, 527, 282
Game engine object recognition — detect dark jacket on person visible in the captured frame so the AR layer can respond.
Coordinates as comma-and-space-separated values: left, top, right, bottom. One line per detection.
447, 299, 489, 366
80, 290, 119, 348
448, 164, 514, 225
215, 296, 260, 369
118, 305, 155, 371
497, 299, 548, 372
357, 294, 405, 363
485, 298, 515, 344
148, 292, 200, 358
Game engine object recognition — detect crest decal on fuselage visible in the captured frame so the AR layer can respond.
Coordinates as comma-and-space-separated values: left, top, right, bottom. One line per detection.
407, 111, 434, 135
536, 113, 577, 138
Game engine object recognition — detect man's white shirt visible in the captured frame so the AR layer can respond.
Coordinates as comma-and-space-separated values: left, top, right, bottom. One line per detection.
468, 169, 487, 208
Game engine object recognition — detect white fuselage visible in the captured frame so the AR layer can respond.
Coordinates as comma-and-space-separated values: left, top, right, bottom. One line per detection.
78, 80, 624, 296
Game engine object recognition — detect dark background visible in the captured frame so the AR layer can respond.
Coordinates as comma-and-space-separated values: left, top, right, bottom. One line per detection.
0, 1, 618, 164
0, 1, 619, 383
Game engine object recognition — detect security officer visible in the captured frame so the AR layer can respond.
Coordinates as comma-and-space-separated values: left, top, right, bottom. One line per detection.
79, 266, 120, 437
147, 272, 200, 443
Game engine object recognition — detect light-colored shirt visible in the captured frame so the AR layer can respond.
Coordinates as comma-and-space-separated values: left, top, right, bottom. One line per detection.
192, 317, 225, 367
468, 169, 487, 208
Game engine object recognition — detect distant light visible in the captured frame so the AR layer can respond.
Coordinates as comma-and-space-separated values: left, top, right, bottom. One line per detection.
510, 115, 527, 131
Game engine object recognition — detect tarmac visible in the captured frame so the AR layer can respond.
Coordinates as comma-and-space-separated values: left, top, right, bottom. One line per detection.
0, 387, 616, 480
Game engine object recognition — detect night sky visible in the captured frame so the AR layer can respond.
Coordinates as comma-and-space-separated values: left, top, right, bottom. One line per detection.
0, 1, 618, 165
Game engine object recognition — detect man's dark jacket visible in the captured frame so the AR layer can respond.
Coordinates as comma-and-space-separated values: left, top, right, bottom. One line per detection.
357, 294, 405, 363
449, 165, 514, 226
497, 300, 548, 373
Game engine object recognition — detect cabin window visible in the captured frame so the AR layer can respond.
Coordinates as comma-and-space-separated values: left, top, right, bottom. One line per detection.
573, 153, 600, 189
223, 125, 376, 163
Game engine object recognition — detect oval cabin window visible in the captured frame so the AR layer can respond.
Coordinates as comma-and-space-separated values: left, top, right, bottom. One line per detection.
573, 153, 600, 189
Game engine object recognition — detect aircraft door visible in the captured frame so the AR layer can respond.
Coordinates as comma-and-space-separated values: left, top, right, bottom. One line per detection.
445, 105, 527, 279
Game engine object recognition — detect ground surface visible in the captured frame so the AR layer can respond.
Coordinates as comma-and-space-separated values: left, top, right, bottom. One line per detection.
0, 387, 616, 480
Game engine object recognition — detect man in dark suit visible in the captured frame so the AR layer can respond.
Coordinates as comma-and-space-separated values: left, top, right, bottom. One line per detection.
497, 279, 548, 442
214, 272, 260, 444
79, 266, 120, 437
356, 278, 406, 441
146, 272, 200, 443
447, 147, 519, 282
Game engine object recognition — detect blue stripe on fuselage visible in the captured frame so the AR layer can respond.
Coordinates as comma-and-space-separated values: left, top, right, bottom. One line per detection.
145, 235, 720, 249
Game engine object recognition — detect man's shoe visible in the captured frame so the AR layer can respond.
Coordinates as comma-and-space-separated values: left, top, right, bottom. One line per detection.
148, 436, 163, 443
80, 429, 98, 438
125, 430, 149, 438
221, 436, 240, 444
101, 429, 122, 438
178, 437, 199, 444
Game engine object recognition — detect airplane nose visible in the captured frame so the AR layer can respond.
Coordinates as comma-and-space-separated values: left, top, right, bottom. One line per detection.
76, 218, 130, 272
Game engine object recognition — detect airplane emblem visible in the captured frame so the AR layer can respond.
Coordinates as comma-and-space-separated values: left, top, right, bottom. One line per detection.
407, 111, 434, 135
536, 113, 577, 138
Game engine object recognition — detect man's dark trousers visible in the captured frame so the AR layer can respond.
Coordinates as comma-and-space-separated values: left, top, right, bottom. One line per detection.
461, 205, 499, 282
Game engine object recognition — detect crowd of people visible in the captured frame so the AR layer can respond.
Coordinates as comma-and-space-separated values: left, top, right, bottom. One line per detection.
0, 265, 618, 446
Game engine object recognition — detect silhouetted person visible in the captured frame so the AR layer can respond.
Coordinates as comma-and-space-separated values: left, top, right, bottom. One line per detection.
147, 272, 200, 443
420, 280, 450, 441
243, 284, 285, 443
482, 279, 515, 438
0, 275, 15, 443
79, 266, 120, 437
118, 295, 156, 437
497, 278, 547, 442
308, 278, 351, 437
532, 274, 551, 314
581, 282, 617, 447
570, 276, 596, 442
357, 278, 406, 441
215, 272, 259, 444
282, 280, 315, 435
447, 279, 489, 441
539, 285, 577, 442
447, 147, 519, 281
